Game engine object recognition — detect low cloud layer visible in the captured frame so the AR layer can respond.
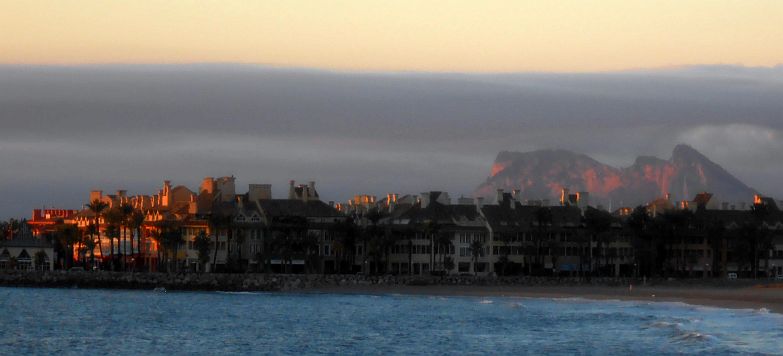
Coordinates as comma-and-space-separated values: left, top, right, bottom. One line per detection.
1, 64, 782, 218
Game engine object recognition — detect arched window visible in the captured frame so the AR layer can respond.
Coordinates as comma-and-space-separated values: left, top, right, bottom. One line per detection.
34, 250, 50, 271
17, 249, 32, 271
0, 249, 10, 269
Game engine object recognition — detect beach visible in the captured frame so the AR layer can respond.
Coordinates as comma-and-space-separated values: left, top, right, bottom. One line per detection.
312, 284, 783, 313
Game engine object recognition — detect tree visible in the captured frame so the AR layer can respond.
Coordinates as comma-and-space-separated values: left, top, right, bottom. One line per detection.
208, 210, 232, 273
532, 207, 553, 276
625, 206, 653, 278
656, 209, 693, 277
157, 221, 183, 273
363, 209, 384, 274
232, 229, 247, 272
435, 229, 454, 276
129, 209, 146, 271
34, 250, 49, 271
584, 207, 612, 277
86, 199, 109, 264
120, 203, 134, 271
469, 238, 485, 276
83, 227, 96, 270
330, 218, 358, 273
103, 206, 125, 271
302, 231, 321, 274
749, 203, 770, 279
422, 220, 441, 275
442, 256, 455, 274
55, 223, 79, 269
702, 217, 726, 278
194, 230, 212, 273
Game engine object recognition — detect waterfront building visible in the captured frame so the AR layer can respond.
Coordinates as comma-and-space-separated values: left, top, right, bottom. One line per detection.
0, 226, 54, 271
17, 177, 783, 279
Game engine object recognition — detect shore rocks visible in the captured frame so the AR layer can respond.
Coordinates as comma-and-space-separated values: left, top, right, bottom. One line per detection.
0, 270, 765, 292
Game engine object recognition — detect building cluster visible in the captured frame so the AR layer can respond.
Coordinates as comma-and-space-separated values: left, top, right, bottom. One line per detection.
3, 177, 783, 279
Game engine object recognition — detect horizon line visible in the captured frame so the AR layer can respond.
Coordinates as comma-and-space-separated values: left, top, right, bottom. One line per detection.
2, 62, 782, 76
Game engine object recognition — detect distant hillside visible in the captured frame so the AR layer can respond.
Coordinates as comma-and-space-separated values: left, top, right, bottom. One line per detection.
474, 144, 757, 207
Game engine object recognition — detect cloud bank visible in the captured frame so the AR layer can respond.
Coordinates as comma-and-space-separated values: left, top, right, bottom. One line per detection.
0, 64, 782, 218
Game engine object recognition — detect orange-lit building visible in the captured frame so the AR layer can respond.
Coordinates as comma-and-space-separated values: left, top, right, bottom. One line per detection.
27, 208, 80, 237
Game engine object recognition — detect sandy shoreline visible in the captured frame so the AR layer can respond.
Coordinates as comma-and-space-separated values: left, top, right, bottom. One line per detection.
311, 284, 783, 314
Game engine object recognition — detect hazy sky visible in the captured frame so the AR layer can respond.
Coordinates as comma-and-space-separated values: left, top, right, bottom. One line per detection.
1, 64, 782, 219
2, 1, 782, 72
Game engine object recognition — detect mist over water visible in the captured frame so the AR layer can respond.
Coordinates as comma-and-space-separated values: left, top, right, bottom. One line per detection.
1, 64, 782, 218
1, 287, 781, 355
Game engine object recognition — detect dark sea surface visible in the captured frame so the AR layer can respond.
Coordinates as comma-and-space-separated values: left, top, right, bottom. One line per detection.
1, 287, 781, 355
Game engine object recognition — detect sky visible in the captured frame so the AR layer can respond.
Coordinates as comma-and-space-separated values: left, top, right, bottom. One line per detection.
2, 1, 782, 72
0, 2, 782, 219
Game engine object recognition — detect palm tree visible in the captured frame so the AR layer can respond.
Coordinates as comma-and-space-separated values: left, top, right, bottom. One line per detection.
120, 203, 134, 271
423, 220, 441, 275
86, 199, 109, 265
495, 232, 512, 276
156, 220, 183, 273
129, 209, 145, 271
533, 207, 553, 276
272, 229, 293, 273
82, 228, 96, 270
331, 218, 357, 273
584, 207, 612, 277
232, 229, 246, 272
469, 238, 485, 276
55, 223, 79, 269
193, 230, 211, 273
104, 224, 119, 270
102, 206, 125, 271
749, 202, 770, 278
364, 209, 384, 274
303, 231, 321, 274
208, 210, 232, 273
702, 217, 726, 278
435, 229, 453, 276
625, 206, 652, 278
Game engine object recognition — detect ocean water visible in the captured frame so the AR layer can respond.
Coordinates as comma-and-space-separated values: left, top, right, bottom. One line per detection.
0, 287, 781, 355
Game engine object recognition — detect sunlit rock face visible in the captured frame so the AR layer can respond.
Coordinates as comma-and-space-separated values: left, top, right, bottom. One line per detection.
475, 144, 757, 207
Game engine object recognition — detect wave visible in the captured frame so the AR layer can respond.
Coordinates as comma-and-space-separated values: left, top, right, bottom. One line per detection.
478, 300, 493, 304
671, 331, 713, 343
648, 321, 683, 329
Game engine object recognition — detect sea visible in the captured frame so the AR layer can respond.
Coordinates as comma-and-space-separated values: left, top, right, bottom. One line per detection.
0, 287, 781, 355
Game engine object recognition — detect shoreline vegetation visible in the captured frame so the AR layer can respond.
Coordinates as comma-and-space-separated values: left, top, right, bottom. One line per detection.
2, 271, 782, 313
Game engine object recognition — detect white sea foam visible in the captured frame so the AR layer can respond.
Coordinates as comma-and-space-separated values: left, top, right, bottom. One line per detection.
478, 299, 493, 304
648, 321, 683, 329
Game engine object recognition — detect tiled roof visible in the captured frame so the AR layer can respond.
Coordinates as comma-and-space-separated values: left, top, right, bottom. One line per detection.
0, 237, 53, 248
257, 199, 341, 218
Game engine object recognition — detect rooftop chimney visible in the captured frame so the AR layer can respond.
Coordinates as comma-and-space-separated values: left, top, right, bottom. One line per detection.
288, 180, 296, 200
496, 189, 504, 204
